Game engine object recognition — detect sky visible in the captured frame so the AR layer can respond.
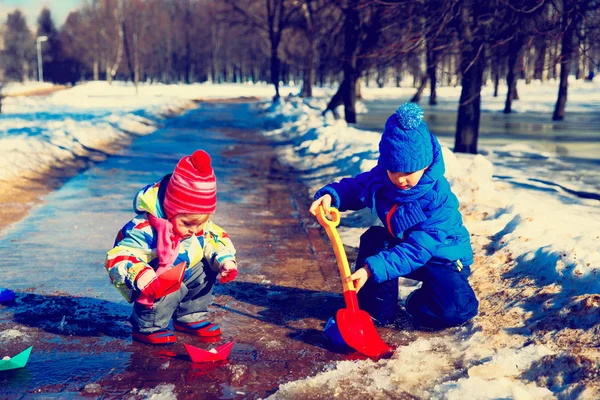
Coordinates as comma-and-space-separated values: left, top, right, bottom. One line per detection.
0, 0, 81, 28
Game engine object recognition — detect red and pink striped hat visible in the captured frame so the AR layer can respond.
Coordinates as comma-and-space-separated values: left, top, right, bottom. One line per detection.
163, 150, 217, 218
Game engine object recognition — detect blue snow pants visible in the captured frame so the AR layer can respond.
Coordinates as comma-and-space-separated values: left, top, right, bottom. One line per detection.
355, 226, 479, 330
130, 261, 217, 333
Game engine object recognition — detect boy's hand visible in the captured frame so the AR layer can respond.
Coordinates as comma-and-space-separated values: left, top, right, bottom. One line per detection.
309, 194, 332, 216
346, 266, 371, 292
219, 260, 238, 284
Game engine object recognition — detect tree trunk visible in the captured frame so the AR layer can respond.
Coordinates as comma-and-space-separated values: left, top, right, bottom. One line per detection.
541, 40, 549, 82
449, 55, 456, 86
455, 56, 485, 154
410, 76, 427, 102
342, 0, 360, 123
492, 53, 500, 97
93, 60, 99, 81
323, 82, 344, 118
270, 39, 281, 100
504, 36, 523, 114
133, 33, 140, 94
343, 73, 358, 123
455, 1, 486, 154
525, 46, 535, 84
122, 20, 136, 83
427, 48, 438, 105
553, 0, 575, 121
301, 35, 315, 97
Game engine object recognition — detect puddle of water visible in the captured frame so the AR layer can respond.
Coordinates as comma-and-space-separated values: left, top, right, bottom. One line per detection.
0, 350, 131, 396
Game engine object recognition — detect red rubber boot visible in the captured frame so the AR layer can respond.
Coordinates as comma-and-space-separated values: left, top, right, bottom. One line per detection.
173, 320, 221, 337
132, 329, 177, 344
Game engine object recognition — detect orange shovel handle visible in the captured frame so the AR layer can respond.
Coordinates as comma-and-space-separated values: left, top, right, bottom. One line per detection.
315, 206, 358, 311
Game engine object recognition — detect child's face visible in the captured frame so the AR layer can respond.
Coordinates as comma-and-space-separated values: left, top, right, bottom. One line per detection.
171, 213, 211, 238
386, 168, 427, 190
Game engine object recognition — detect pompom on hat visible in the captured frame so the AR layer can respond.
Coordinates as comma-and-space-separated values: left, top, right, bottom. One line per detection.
378, 103, 433, 173
163, 150, 217, 218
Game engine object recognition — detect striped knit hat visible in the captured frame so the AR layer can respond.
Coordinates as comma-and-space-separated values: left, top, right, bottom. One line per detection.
163, 150, 217, 218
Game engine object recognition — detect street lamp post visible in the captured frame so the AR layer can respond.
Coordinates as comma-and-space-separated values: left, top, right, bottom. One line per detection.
36, 36, 48, 82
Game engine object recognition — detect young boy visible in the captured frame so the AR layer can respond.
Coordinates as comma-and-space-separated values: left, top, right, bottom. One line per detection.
105, 150, 238, 344
309, 103, 478, 330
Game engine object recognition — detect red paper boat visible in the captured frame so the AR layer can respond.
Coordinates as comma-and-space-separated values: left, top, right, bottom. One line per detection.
155, 262, 186, 298
184, 341, 234, 363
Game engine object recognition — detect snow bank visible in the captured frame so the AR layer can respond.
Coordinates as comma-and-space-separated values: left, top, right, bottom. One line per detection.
0, 81, 309, 183
260, 90, 600, 398
361, 77, 600, 114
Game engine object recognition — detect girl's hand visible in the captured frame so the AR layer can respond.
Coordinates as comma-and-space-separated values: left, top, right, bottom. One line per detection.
309, 194, 332, 216
346, 266, 371, 292
219, 260, 238, 283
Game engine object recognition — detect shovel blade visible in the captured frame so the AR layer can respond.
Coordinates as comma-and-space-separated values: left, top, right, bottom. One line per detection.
336, 308, 392, 358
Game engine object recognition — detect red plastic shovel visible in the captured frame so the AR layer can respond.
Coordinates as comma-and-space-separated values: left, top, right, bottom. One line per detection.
315, 206, 392, 358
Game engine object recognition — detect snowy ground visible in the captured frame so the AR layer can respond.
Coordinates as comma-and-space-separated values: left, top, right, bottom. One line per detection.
1, 79, 599, 398
0, 81, 305, 182
259, 81, 600, 399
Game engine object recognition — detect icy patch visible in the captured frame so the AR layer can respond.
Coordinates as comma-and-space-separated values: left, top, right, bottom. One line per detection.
269, 338, 457, 399
0, 329, 29, 340
131, 384, 176, 399
433, 376, 554, 400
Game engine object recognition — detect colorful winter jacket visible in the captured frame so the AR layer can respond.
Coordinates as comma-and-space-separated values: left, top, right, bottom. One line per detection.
315, 135, 473, 283
105, 175, 236, 302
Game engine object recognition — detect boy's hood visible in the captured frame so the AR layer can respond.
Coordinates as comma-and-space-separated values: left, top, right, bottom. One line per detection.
133, 180, 167, 219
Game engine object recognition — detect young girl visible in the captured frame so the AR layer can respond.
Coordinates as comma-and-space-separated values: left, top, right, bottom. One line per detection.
105, 150, 238, 344
310, 103, 478, 330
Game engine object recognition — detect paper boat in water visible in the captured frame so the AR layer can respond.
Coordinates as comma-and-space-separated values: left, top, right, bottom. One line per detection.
155, 262, 186, 298
0, 346, 33, 371
184, 341, 234, 363
0, 288, 15, 304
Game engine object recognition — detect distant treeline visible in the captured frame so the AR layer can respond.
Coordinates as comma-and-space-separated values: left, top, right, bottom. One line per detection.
1, 0, 599, 152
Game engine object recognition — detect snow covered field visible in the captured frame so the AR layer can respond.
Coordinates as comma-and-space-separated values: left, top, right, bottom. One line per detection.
1, 79, 598, 398
0, 81, 303, 182
260, 82, 600, 398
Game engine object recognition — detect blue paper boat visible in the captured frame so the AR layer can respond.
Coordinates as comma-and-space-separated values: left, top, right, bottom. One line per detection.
0, 346, 33, 371
0, 288, 15, 304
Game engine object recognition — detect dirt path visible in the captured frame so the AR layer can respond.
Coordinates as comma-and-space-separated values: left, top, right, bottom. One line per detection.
3, 85, 69, 98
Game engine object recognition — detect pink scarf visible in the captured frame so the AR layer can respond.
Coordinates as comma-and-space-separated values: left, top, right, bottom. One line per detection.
147, 213, 183, 274
137, 213, 183, 307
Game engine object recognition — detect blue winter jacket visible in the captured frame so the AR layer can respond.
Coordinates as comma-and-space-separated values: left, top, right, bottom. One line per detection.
315, 136, 473, 283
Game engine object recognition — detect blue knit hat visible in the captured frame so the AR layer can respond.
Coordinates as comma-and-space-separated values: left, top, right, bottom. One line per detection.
378, 103, 433, 172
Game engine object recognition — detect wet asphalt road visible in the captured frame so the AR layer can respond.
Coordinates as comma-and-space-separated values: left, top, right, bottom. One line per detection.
0, 102, 415, 399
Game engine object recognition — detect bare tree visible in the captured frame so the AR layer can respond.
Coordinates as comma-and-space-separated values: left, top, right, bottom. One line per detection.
410, 0, 457, 105
552, 0, 579, 120
500, 0, 549, 114
323, 0, 388, 123
552, 0, 599, 120
224, 0, 303, 100
2, 10, 35, 82
453, 0, 489, 154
